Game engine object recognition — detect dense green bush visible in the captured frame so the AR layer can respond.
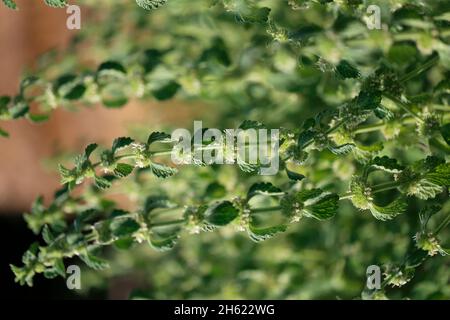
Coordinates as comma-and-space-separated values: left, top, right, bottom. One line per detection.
2, 0, 449, 299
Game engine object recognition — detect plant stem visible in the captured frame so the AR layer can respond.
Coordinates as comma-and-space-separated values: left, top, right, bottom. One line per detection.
371, 181, 402, 194
353, 122, 386, 134
339, 193, 353, 200
303, 119, 345, 149
339, 181, 402, 200
251, 206, 282, 213
435, 211, 450, 235
399, 55, 439, 82
383, 93, 424, 123
429, 137, 450, 154
150, 219, 186, 228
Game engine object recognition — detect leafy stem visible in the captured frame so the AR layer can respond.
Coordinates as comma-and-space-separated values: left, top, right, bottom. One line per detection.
399, 55, 439, 83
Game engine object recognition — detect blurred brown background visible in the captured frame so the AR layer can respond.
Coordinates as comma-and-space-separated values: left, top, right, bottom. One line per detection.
0, 1, 198, 214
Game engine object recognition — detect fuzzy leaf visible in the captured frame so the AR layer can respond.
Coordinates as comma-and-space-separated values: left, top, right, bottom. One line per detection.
371, 156, 404, 173
2, 0, 17, 10
114, 163, 134, 178
247, 182, 281, 200
204, 201, 239, 226
148, 235, 179, 252
304, 193, 339, 220
9, 100, 29, 119
205, 182, 227, 199
336, 60, 360, 79
53, 74, 86, 100
110, 218, 140, 238
42, 225, 55, 245
80, 253, 110, 271
112, 137, 134, 153
151, 81, 180, 100
44, 0, 67, 8
286, 168, 305, 181
144, 195, 177, 214
97, 61, 127, 78
94, 175, 112, 190
248, 224, 287, 242
369, 198, 408, 221
238, 120, 266, 130
148, 132, 172, 145
150, 162, 178, 178
136, 0, 167, 10
329, 143, 355, 155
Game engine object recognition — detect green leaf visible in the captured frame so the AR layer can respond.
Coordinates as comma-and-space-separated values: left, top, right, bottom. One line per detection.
84, 143, 97, 158
356, 90, 382, 110
387, 44, 418, 67
147, 131, 172, 145
9, 100, 29, 119
336, 60, 360, 79
204, 182, 227, 199
425, 163, 450, 186
94, 175, 113, 189
101, 85, 129, 108
28, 113, 50, 123
298, 129, 315, 149
10, 265, 32, 286
371, 156, 404, 173
418, 204, 442, 230
238, 120, 266, 130
304, 193, 339, 220
328, 143, 355, 155
151, 81, 180, 100
22, 242, 39, 265
114, 163, 134, 178
54, 258, 66, 278
58, 164, 75, 186
402, 160, 450, 199
144, 195, 177, 214
374, 105, 394, 120
2, 0, 17, 10
237, 159, 259, 173
150, 162, 177, 178
79, 253, 110, 270
296, 189, 324, 202
142, 49, 164, 73
248, 224, 287, 242
112, 137, 134, 153
148, 234, 179, 252
204, 201, 239, 226
97, 61, 127, 78
114, 237, 134, 250
44, 0, 67, 8
286, 168, 305, 181
247, 182, 281, 200
110, 217, 141, 238
54, 74, 86, 100
281, 188, 339, 221
0, 127, 9, 138
233, 3, 271, 24
136, 0, 168, 10
42, 225, 55, 245
0, 95, 10, 114
440, 123, 450, 146
369, 197, 408, 221
405, 249, 428, 269
19, 76, 40, 96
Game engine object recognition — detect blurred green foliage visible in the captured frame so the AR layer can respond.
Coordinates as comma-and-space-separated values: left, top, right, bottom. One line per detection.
3, 0, 449, 299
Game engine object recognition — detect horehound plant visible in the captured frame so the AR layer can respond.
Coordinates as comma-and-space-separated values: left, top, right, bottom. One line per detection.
2, 0, 449, 299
